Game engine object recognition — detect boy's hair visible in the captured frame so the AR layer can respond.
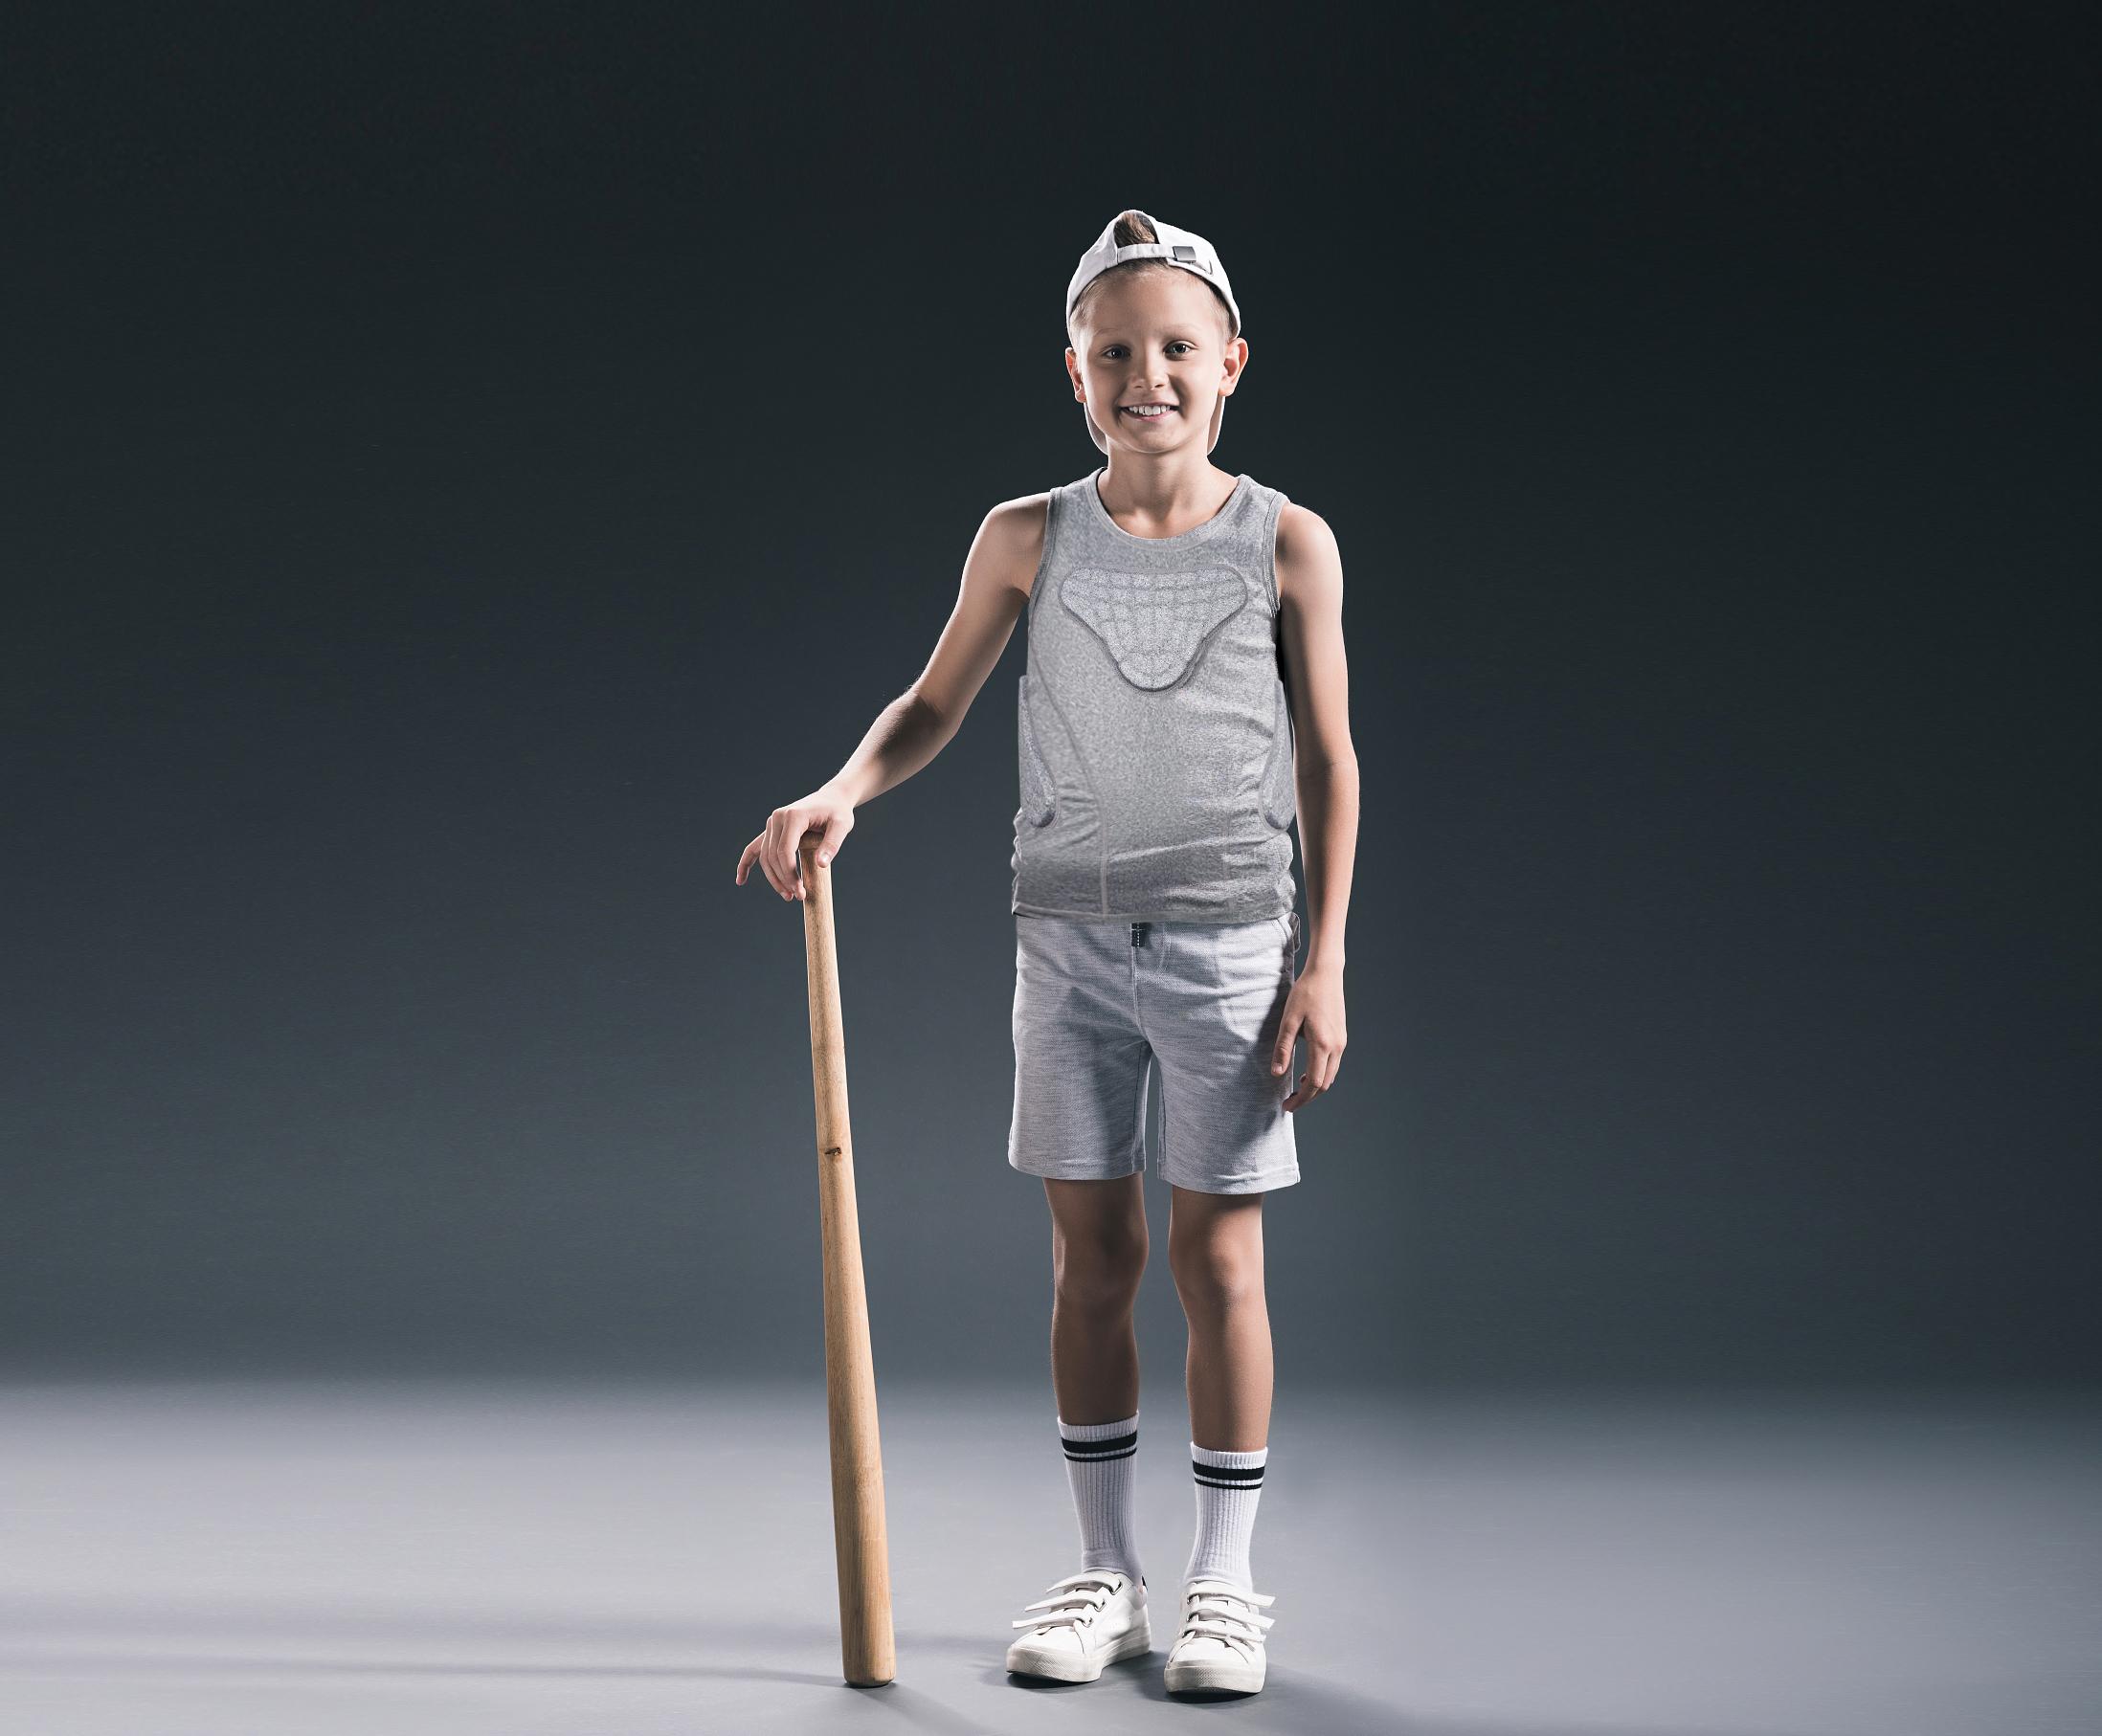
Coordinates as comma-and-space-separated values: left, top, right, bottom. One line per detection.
1067, 209, 1241, 347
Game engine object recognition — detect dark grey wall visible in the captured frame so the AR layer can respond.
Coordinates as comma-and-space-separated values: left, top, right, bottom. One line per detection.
4, 5, 2091, 1390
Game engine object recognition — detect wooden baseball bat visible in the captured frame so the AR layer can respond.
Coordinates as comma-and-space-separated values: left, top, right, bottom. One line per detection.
797, 835, 897, 1687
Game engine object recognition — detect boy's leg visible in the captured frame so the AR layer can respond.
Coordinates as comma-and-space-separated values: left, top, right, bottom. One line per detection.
1044, 1175, 1148, 1583
1166, 1187, 1271, 1450
1169, 1185, 1271, 1592
1043, 1175, 1148, 1424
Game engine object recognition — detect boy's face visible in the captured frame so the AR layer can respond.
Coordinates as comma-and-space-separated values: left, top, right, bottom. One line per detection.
1066, 270, 1245, 456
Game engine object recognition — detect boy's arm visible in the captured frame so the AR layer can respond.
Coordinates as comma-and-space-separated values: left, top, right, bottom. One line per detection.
740, 495, 1046, 903
1275, 503, 1357, 974
826, 494, 1046, 808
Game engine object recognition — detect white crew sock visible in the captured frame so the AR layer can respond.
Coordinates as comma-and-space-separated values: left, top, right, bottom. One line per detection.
1058, 1411, 1143, 1586
1186, 1440, 1266, 1591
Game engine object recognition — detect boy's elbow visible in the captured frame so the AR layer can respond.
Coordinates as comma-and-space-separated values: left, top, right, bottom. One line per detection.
906, 683, 962, 746
907, 682, 950, 724
1298, 748, 1358, 779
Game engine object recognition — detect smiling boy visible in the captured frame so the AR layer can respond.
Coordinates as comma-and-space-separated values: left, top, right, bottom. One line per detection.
736, 209, 1357, 1697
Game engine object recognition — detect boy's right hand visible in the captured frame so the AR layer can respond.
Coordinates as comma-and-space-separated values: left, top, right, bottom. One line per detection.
735, 785, 857, 902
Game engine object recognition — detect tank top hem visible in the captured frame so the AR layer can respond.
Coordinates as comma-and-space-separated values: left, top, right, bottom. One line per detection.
1014, 898, 1294, 925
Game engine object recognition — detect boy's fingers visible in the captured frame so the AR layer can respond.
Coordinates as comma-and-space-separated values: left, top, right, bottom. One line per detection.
788, 819, 818, 891
743, 834, 777, 896
1284, 1068, 1327, 1111
772, 814, 807, 896
752, 808, 847, 898
1271, 1018, 1299, 1074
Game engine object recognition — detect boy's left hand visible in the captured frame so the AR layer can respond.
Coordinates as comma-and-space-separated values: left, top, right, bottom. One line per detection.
1271, 962, 1347, 1111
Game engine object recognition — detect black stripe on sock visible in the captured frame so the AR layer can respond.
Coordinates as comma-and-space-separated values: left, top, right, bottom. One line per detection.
1062, 1430, 1137, 1459
1191, 1458, 1265, 1485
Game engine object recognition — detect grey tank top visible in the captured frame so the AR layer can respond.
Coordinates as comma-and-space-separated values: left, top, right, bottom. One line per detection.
1011, 467, 1297, 923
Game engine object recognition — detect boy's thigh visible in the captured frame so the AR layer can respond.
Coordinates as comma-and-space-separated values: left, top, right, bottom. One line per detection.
1043, 1172, 1149, 1246
1009, 916, 1153, 1183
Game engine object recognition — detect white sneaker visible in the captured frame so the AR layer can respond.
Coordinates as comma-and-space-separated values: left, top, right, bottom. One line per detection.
1163, 1575, 1275, 1694
1004, 1567, 1152, 1681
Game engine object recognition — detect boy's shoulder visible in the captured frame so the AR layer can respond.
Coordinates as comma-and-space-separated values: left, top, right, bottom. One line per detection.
983, 487, 1056, 547
973, 490, 1056, 604
1274, 497, 1342, 607
1276, 497, 1334, 545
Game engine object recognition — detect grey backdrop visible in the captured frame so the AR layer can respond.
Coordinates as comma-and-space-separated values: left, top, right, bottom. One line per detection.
4, 5, 2091, 1395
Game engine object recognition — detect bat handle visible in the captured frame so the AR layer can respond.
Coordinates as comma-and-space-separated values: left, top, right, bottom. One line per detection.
799, 836, 897, 1687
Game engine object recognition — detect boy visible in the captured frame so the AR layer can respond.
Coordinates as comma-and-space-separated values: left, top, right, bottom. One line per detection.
735, 209, 1356, 1697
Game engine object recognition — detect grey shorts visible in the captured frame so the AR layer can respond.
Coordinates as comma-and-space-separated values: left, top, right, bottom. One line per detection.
1008, 910, 1303, 1195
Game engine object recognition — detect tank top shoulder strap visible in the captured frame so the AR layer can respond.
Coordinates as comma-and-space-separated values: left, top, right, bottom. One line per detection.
1255, 479, 1290, 612
1025, 479, 1071, 625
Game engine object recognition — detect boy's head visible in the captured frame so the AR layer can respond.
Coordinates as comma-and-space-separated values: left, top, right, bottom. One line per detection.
1065, 210, 1245, 456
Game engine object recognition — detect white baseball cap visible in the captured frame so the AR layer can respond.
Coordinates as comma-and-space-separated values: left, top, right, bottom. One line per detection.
1065, 211, 1241, 456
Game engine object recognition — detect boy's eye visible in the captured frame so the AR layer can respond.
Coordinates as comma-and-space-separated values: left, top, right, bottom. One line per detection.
1104, 342, 1196, 358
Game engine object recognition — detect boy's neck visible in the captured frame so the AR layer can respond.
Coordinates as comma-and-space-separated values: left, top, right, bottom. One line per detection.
1094, 461, 1239, 537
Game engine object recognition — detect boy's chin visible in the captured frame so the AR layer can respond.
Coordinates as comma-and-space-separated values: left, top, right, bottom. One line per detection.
1115, 415, 1196, 444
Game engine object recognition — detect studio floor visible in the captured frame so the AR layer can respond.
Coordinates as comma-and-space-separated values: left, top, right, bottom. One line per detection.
2, 1377, 2092, 1735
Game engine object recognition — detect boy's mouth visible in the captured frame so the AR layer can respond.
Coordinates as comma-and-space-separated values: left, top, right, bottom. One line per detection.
1120, 404, 1179, 419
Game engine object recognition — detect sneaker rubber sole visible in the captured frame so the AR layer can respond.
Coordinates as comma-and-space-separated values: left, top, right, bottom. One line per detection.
1005, 1614, 1152, 1681
1164, 1649, 1265, 1694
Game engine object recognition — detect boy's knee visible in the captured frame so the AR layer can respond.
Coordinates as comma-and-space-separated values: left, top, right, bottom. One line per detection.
1169, 1241, 1263, 1310
1052, 1234, 1148, 1307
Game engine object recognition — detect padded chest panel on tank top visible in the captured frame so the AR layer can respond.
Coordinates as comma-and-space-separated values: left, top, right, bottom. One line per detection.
1057, 567, 1249, 691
